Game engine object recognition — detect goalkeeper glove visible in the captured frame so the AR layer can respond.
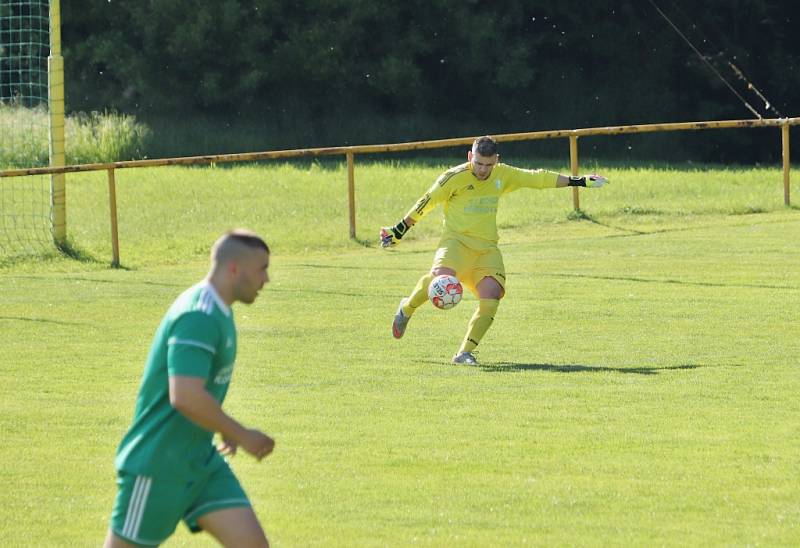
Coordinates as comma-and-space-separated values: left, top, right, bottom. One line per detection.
380, 220, 411, 248
568, 174, 609, 188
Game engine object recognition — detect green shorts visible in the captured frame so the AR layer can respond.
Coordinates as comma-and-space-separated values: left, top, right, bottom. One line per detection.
432, 237, 506, 296
110, 460, 250, 546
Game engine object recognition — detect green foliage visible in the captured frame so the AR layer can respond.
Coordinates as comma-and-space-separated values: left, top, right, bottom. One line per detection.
0, 105, 150, 167
59, 0, 800, 161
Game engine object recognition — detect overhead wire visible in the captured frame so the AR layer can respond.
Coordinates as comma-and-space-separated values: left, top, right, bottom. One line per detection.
726, 61, 783, 118
646, 0, 774, 119
667, 0, 784, 118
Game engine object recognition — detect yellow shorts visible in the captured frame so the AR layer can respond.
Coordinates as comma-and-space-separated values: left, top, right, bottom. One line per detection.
432, 237, 506, 296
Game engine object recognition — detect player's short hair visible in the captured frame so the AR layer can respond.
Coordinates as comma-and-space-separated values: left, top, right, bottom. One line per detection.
211, 229, 270, 265
472, 136, 499, 157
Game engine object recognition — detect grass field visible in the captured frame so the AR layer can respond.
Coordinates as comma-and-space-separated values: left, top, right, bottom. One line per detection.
1, 162, 799, 546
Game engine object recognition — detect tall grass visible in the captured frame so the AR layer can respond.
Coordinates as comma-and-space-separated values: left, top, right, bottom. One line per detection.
0, 104, 150, 168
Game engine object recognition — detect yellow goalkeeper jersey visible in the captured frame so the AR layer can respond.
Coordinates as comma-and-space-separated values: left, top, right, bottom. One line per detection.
405, 162, 558, 247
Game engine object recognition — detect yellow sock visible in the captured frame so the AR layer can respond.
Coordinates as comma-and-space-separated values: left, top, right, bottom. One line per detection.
403, 273, 434, 316
458, 298, 500, 353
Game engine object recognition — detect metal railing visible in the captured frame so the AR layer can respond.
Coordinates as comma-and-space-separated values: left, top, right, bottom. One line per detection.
1, 116, 797, 266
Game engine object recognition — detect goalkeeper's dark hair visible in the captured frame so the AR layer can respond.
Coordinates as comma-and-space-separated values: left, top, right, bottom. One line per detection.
472, 135, 498, 157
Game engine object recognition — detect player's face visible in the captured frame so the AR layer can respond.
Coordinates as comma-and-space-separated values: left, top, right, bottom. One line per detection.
468, 151, 498, 181
234, 249, 270, 304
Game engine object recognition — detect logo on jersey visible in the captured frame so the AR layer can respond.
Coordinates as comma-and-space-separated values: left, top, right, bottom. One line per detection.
495, 179, 502, 189
225, 337, 233, 348
214, 364, 234, 384
464, 196, 499, 214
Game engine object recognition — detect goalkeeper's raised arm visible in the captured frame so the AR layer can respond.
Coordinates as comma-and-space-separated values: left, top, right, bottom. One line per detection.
560, 174, 609, 188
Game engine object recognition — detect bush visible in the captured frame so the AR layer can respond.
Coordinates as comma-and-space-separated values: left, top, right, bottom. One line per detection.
0, 104, 150, 168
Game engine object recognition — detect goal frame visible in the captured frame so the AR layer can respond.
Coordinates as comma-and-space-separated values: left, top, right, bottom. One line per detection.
49, 0, 65, 246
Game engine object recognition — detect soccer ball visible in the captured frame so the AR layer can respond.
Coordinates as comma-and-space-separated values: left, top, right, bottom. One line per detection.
428, 274, 463, 310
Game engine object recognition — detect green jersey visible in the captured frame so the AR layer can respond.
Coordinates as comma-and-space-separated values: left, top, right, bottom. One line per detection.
405, 163, 558, 248
115, 282, 237, 480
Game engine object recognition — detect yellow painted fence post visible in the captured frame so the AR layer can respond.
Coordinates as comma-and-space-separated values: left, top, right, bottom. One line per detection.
49, 0, 66, 246
569, 135, 580, 210
782, 123, 791, 206
347, 151, 356, 239
107, 169, 120, 267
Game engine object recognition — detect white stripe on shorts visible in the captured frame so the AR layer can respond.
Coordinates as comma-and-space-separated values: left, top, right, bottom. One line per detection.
122, 475, 152, 540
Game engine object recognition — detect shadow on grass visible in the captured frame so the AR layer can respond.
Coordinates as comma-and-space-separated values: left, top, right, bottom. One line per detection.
568, 208, 800, 238
58, 239, 135, 270
460, 362, 705, 374
2, 274, 182, 288
56, 239, 107, 265
293, 262, 426, 272
569, 209, 666, 236
0, 240, 128, 270
353, 237, 376, 248
269, 286, 371, 298
60, 276, 180, 286
540, 272, 798, 291
0, 315, 88, 327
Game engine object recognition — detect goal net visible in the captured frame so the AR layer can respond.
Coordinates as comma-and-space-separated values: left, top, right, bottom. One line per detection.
0, 0, 56, 258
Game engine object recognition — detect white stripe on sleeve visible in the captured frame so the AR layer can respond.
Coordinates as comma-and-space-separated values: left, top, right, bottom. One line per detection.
167, 337, 217, 355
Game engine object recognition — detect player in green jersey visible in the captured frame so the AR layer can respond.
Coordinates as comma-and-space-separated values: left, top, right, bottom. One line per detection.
380, 136, 608, 365
105, 230, 274, 548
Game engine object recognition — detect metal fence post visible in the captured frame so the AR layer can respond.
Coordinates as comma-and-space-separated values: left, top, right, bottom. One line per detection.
569, 135, 580, 210
782, 124, 791, 206
347, 151, 356, 238
107, 169, 120, 267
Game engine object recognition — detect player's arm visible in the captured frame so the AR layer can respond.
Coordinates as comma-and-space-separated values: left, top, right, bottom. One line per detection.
167, 312, 274, 460
380, 174, 452, 248
169, 376, 274, 460
505, 166, 608, 190
556, 174, 609, 188
380, 189, 437, 248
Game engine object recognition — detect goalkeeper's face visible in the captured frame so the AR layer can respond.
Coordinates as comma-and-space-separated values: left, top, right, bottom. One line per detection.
468, 151, 498, 181
234, 249, 270, 304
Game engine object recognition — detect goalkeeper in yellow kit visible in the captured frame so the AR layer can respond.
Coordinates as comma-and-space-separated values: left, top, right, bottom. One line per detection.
380, 136, 608, 365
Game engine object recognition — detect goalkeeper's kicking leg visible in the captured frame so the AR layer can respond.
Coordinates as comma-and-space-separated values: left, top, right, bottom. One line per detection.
452, 276, 503, 365
393, 270, 504, 366
392, 267, 453, 339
